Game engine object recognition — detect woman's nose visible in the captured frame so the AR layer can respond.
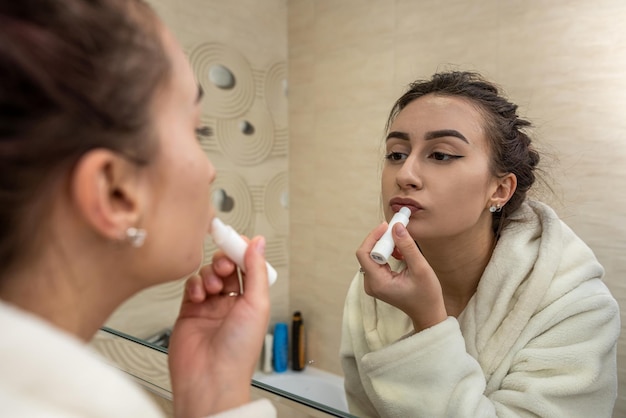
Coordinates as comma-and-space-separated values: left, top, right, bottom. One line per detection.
207, 159, 217, 184
396, 155, 423, 190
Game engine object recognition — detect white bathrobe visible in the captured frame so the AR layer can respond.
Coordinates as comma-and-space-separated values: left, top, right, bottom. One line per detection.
0, 301, 276, 418
340, 201, 620, 417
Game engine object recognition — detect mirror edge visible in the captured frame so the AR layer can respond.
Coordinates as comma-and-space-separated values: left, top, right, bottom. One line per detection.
92, 327, 356, 418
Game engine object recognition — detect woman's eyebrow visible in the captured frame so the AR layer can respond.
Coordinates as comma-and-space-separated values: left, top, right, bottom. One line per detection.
386, 131, 411, 141
386, 129, 469, 144
424, 129, 468, 143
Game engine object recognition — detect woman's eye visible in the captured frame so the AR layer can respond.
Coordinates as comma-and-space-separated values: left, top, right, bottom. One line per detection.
429, 151, 462, 161
385, 152, 407, 162
195, 126, 212, 139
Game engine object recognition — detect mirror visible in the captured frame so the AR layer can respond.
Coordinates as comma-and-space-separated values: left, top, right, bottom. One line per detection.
100, 1, 626, 416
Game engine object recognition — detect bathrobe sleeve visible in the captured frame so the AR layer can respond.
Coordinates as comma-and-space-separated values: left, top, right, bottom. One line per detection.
340, 276, 620, 418
340, 292, 379, 417
208, 399, 276, 418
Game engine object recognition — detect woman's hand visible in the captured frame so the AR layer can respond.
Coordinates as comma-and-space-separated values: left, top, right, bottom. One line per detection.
168, 236, 270, 418
356, 222, 447, 332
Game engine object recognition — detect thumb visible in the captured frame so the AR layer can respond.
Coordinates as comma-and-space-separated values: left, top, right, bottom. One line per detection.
242, 236, 270, 297
392, 222, 425, 269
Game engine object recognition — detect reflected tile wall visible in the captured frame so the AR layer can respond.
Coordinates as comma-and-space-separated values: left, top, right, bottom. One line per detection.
106, 0, 290, 339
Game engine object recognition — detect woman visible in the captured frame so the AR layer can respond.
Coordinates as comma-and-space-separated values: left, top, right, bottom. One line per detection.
0, 0, 275, 417
341, 71, 620, 417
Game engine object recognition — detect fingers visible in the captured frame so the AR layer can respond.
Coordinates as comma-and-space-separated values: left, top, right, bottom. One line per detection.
210, 233, 251, 277
355, 222, 388, 270
391, 222, 426, 272
193, 235, 269, 303
211, 253, 237, 278
242, 236, 270, 302
183, 274, 207, 304
184, 268, 232, 304
356, 222, 424, 273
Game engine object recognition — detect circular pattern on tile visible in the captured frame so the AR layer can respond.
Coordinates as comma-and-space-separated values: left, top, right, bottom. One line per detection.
264, 171, 288, 234
215, 101, 275, 165
211, 171, 254, 235
189, 42, 255, 118
204, 172, 254, 260
264, 61, 288, 129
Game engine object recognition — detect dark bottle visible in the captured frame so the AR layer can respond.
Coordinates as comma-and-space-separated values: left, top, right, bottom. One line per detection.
291, 311, 306, 371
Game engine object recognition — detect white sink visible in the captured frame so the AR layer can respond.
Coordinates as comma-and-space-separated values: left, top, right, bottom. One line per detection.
253, 367, 348, 413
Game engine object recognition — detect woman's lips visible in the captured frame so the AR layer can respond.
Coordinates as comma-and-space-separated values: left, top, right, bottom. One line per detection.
389, 198, 422, 213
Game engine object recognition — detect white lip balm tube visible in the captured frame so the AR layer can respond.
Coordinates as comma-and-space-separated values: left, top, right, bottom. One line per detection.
370, 206, 411, 265
210, 218, 277, 286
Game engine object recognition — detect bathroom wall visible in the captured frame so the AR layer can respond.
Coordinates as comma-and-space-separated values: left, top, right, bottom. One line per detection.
106, 0, 290, 338
287, 1, 626, 416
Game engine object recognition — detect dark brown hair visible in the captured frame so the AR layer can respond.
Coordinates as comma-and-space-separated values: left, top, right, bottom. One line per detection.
386, 71, 540, 236
0, 0, 170, 278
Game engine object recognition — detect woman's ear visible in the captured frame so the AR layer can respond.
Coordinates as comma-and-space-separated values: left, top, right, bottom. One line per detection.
491, 172, 517, 206
70, 149, 144, 241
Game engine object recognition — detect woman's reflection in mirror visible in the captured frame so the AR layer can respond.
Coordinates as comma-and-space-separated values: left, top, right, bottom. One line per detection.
0, 1, 275, 417
343, 71, 620, 418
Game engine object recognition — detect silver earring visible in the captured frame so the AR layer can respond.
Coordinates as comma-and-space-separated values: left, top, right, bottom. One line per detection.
126, 227, 147, 248
489, 204, 502, 213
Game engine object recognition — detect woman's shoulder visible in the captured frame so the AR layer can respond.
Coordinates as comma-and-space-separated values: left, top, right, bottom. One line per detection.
0, 301, 164, 418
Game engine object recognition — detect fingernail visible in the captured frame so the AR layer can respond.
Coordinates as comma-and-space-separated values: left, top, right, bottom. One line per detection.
255, 237, 266, 255
190, 281, 202, 299
215, 257, 228, 270
395, 223, 407, 237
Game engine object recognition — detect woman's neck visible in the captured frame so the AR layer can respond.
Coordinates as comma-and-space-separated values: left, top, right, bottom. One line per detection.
0, 247, 133, 342
418, 227, 496, 317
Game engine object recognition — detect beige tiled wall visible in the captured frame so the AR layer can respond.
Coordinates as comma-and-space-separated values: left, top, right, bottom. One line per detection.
288, 1, 626, 417
153, 0, 290, 328
106, 0, 290, 337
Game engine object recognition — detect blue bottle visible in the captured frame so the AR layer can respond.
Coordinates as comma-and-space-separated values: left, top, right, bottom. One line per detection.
273, 322, 288, 372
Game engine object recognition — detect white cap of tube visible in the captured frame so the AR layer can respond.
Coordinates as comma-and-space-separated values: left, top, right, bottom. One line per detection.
210, 218, 277, 286
370, 206, 411, 264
